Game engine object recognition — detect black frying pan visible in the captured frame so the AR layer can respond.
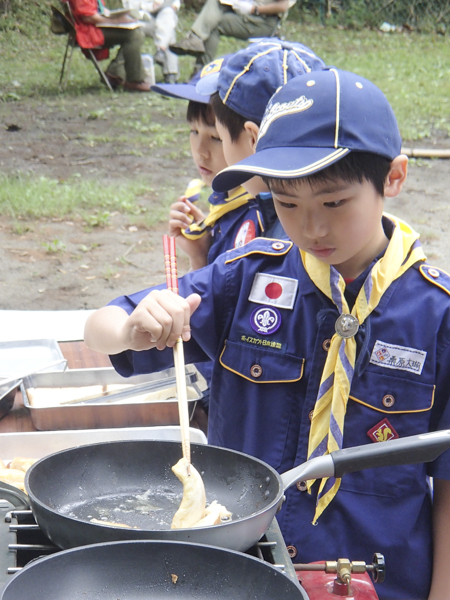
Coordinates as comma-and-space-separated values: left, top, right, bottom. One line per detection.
0, 539, 308, 599
25, 431, 450, 552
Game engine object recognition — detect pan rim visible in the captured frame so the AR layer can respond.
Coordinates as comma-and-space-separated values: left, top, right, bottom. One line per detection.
2, 538, 305, 599
24, 439, 285, 532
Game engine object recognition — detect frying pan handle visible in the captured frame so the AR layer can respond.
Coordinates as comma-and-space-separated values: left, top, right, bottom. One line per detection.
0, 481, 30, 510
280, 430, 450, 491
332, 430, 450, 478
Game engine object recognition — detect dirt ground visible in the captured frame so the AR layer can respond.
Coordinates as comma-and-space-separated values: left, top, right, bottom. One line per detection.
1, 94, 450, 311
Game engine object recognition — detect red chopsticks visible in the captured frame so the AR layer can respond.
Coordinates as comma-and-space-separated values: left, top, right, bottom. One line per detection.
163, 235, 178, 294
162, 235, 191, 467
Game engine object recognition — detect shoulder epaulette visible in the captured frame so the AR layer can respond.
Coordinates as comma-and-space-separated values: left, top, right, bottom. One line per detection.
224, 237, 293, 265
419, 264, 450, 296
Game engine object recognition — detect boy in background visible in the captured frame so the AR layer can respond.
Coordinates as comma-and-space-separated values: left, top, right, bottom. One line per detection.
195, 38, 325, 238
151, 56, 265, 271
85, 68, 450, 599
152, 57, 267, 414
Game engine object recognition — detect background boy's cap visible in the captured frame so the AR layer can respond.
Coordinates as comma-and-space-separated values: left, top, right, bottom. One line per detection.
151, 70, 208, 104
195, 38, 325, 122
151, 55, 232, 104
212, 68, 402, 192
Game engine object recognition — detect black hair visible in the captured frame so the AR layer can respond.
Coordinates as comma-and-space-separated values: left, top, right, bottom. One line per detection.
262, 152, 392, 197
210, 92, 261, 142
186, 100, 216, 127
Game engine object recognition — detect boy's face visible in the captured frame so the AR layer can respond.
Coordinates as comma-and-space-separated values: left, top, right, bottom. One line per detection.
189, 119, 228, 188
215, 120, 251, 167
215, 119, 268, 197
270, 177, 388, 280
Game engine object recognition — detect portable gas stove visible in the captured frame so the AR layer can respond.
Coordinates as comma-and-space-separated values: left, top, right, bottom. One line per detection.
0, 498, 384, 599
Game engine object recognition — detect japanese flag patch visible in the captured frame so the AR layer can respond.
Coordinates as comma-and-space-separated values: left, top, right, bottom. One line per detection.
248, 272, 298, 310
370, 340, 427, 375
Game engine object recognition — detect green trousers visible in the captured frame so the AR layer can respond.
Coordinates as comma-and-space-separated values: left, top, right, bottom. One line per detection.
102, 26, 146, 83
191, 0, 279, 66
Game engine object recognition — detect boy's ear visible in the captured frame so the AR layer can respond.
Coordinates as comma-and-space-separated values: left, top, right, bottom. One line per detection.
243, 121, 260, 154
384, 154, 408, 198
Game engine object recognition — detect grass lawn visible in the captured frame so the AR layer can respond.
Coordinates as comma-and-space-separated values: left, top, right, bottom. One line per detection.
0, 11, 449, 221
1, 14, 449, 141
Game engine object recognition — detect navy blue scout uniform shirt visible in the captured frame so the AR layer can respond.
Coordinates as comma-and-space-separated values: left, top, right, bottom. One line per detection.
108, 223, 450, 600
194, 192, 287, 398
205, 192, 286, 264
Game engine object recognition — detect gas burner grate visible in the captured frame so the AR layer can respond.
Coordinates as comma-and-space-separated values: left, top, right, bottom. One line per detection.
6, 509, 58, 572
0, 500, 301, 595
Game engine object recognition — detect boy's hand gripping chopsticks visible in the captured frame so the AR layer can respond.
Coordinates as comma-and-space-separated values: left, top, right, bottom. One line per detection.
163, 235, 191, 470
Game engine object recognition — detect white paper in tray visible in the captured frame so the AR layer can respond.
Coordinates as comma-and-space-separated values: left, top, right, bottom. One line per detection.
0, 310, 95, 343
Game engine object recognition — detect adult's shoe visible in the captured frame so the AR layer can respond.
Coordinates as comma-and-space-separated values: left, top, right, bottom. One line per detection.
164, 73, 177, 84
154, 48, 165, 66
169, 32, 205, 57
123, 79, 152, 92
104, 72, 123, 90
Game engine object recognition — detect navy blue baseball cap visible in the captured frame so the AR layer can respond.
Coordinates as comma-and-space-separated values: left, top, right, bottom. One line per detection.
195, 38, 325, 122
212, 68, 402, 192
151, 55, 233, 104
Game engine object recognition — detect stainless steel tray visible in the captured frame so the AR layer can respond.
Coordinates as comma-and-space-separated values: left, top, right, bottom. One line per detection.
0, 339, 65, 379
20, 366, 202, 431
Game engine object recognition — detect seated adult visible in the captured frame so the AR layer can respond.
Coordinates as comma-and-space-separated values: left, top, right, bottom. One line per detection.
169, 0, 291, 70
68, 0, 151, 91
123, 0, 180, 84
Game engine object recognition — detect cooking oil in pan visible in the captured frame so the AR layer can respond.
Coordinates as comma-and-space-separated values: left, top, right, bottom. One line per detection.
61, 487, 182, 529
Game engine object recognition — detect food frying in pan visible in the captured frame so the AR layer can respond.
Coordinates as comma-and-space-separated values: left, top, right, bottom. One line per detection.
171, 457, 232, 529
194, 500, 232, 526
171, 457, 206, 528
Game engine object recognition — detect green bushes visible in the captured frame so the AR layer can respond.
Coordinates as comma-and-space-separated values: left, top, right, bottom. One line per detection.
290, 0, 449, 33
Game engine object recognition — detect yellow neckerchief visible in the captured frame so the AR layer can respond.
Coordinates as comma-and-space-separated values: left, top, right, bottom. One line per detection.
182, 186, 253, 240
303, 214, 426, 524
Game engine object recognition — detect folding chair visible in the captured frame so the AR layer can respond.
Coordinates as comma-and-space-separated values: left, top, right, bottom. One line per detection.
50, 3, 115, 92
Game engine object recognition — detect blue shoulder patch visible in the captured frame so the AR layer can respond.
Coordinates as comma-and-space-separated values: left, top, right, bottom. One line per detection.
419, 264, 450, 296
224, 237, 293, 264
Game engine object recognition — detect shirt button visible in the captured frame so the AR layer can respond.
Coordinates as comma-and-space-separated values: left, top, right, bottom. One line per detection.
308, 410, 314, 421
322, 339, 331, 351
250, 364, 263, 378
272, 242, 285, 251
286, 545, 298, 558
428, 268, 440, 278
296, 480, 308, 492
382, 394, 395, 408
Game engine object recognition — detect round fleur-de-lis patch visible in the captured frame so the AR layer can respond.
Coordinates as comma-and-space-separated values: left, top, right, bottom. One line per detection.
250, 306, 281, 335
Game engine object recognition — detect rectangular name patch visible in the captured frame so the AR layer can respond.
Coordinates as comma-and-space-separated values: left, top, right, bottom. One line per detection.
370, 340, 427, 375
248, 272, 298, 310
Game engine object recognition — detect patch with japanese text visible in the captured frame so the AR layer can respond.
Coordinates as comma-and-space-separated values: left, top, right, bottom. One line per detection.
240, 333, 283, 350
367, 418, 399, 443
370, 340, 426, 375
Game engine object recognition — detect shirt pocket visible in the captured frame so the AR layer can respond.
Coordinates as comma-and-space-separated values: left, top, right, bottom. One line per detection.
219, 339, 305, 383
340, 370, 435, 498
217, 339, 305, 469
